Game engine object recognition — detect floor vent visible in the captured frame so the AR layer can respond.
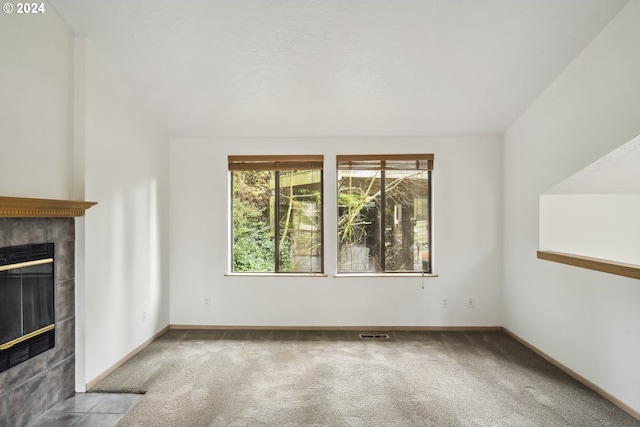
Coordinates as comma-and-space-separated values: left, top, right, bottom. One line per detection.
359, 333, 390, 339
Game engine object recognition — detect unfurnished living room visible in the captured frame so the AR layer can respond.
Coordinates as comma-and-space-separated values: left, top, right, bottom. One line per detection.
1, 0, 640, 426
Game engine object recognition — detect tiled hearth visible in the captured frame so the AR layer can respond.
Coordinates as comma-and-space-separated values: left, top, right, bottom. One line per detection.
0, 217, 76, 427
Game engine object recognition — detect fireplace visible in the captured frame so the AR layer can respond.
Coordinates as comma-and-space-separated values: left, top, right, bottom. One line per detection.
0, 197, 95, 427
0, 243, 56, 373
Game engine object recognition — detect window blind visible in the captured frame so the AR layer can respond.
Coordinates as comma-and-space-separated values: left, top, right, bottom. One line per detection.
228, 155, 324, 171
336, 154, 434, 171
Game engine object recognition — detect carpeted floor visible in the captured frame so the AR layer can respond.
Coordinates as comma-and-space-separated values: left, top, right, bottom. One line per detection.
90, 329, 640, 427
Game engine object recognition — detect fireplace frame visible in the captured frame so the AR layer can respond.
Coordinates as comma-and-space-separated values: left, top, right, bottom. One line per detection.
0, 243, 56, 374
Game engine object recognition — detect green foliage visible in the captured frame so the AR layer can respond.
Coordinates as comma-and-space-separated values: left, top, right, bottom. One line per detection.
232, 169, 322, 272
232, 172, 275, 272
277, 233, 292, 271
233, 201, 275, 272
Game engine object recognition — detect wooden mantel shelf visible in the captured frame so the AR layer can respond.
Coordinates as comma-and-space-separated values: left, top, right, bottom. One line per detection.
0, 196, 97, 218
537, 250, 640, 280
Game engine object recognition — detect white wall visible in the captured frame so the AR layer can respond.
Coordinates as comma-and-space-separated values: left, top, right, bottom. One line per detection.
539, 134, 640, 265
0, 1, 73, 199
504, 0, 640, 414
170, 136, 502, 327
540, 194, 640, 265
0, 4, 170, 389
76, 39, 170, 386
544, 134, 640, 196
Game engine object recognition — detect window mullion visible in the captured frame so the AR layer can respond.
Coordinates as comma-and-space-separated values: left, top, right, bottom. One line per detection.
427, 170, 432, 273
380, 169, 386, 272
274, 171, 280, 273
320, 170, 325, 274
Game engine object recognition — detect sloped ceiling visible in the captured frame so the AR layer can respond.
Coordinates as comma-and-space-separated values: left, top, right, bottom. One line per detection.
49, 0, 628, 138
545, 133, 640, 194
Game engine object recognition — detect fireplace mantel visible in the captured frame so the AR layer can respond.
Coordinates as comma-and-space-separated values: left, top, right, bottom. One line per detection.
0, 196, 97, 217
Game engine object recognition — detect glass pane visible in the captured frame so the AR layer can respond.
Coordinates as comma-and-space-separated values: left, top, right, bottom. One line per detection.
278, 170, 323, 273
384, 170, 430, 272
22, 263, 54, 334
337, 170, 380, 272
0, 269, 22, 344
232, 171, 275, 272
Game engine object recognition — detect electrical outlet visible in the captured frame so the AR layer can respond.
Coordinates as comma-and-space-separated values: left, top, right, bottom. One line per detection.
442, 299, 448, 308
204, 297, 210, 307
142, 310, 147, 322
467, 298, 475, 308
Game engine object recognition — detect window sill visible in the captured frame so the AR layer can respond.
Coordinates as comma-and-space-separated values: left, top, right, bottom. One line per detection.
225, 272, 328, 277
224, 272, 439, 278
333, 273, 439, 278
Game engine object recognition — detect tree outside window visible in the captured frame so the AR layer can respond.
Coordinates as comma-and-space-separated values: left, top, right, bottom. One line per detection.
337, 155, 433, 273
229, 156, 323, 273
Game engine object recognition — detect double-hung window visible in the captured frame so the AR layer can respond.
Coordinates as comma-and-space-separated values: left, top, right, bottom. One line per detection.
229, 155, 324, 274
337, 154, 433, 274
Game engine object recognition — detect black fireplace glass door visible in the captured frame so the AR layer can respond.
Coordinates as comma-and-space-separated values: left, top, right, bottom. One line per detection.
0, 262, 54, 346
22, 263, 54, 335
0, 269, 22, 345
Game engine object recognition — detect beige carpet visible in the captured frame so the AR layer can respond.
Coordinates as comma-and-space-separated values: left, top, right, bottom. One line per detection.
90, 329, 640, 427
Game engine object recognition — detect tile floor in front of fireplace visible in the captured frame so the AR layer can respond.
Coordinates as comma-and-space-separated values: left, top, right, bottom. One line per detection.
26, 392, 143, 427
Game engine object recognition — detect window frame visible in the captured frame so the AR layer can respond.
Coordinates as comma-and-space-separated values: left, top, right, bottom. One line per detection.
228, 155, 324, 275
336, 154, 434, 275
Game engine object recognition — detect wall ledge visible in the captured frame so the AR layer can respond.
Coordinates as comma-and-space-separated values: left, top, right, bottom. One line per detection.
0, 196, 97, 217
537, 250, 640, 280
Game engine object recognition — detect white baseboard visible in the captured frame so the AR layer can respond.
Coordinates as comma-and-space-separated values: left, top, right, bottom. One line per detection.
503, 328, 640, 421
169, 324, 504, 332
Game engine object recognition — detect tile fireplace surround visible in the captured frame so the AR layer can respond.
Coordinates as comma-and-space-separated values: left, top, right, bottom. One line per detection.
0, 197, 95, 427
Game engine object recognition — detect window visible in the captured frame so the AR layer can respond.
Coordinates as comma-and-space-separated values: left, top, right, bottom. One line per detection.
337, 154, 433, 273
229, 155, 323, 273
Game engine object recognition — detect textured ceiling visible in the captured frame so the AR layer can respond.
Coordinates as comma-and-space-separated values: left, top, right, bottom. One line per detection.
49, 0, 628, 138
